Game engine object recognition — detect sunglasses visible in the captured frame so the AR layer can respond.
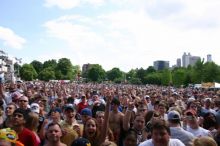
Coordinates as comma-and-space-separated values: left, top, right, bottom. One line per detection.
13, 114, 23, 118
19, 100, 28, 103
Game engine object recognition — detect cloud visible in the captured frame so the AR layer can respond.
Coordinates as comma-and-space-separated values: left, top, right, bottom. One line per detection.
44, 0, 105, 9
43, 0, 220, 71
0, 26, 26, 49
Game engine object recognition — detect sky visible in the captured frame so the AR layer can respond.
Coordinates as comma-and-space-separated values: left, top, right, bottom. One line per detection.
0, 0, 220, 72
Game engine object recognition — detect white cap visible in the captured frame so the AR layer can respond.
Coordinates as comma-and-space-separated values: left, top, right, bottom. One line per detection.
30, 103, 40, 114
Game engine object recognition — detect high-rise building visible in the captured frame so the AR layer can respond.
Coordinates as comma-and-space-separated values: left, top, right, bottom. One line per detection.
176, 58, 181, 67
182, 52, 200, 67
153, 60, 169, 70
207, 54, 212, 62
182, 52, 191, 67
189, 56, 201, 66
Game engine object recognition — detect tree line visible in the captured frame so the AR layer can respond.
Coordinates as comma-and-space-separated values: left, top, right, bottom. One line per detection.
16, 58, 220, 87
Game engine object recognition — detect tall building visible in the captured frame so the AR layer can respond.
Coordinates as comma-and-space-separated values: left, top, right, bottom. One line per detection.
176, 58, 181, 67
153, 60, 169, 70
189, 56, 201, 66
207, 54, 212, 62
182, 52, 191, 67
182, 52, 200, 67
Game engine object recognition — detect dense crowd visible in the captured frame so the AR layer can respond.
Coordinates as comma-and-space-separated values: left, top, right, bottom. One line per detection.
0, 81, 220, 146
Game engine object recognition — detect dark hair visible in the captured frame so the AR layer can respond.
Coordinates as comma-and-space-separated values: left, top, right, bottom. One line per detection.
124, 129, 138, 140
13, 108, 29, 121
151, 120, 170, 135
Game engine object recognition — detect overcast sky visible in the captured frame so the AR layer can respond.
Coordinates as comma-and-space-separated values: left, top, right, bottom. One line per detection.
0, 0, 220, 72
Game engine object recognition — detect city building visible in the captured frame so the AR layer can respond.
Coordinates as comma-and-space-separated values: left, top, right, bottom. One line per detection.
182, 52, 200, 67
153, 60, 169, 70
176, 58, 181, 67
0, 49, 21, 82
207, 54, 212, 62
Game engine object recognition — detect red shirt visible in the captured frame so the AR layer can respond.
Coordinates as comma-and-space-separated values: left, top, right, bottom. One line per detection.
77, 102, 88, 113
18, 128, 39, 146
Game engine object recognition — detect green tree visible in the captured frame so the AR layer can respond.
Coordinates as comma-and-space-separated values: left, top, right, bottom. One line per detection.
203, 62, 220, 82
43, 59, 57, 70
38, 67, 55, 81
136, 68, 146, 83
172, 68, 185, 86
161, 69, 172, 86
192, 59, 204, 83
56, 58, 74, 80
146, 66, 156, 74
87, 64, 106, 82
107, 68, 123, 81
20, 64, 37, 81
144, 73, 161, 85
30, 60, 43, 74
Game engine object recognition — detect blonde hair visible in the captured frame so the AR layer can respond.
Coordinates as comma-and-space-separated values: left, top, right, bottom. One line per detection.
193, 137, 217, 146
25, 112, 39, 132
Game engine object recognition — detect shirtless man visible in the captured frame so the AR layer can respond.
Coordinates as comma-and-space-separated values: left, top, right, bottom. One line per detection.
109, 98, 124, 145
44, 123, 67, 146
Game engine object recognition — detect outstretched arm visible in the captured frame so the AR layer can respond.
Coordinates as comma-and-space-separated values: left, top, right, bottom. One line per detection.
100, 90, 113, 144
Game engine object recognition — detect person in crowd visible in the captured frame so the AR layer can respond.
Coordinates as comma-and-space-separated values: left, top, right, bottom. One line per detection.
44, 123, 67, 146
60, 104, 79, 146
168, 110, 195, 146
77, 94, 88, 114
83, 90, 112, 146
12, 108, 39, 146
25, 112, 41, 145
109, 98, 124, 145
71, 137, 91, 146
1, 103, 17, 128
123, 129, 137, 146
158, 102, 168, 120
96, 111, 114, 142
184, 109, 212, 137
139, 120, 185, 146
192, 136, 217, 146
80, 108, 92, 124
203, 112, 218, 136
18, 96, 30, 111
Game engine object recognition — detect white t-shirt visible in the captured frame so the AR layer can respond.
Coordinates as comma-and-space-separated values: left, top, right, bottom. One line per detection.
139, 139, 185, 146
186, 126, 211, 137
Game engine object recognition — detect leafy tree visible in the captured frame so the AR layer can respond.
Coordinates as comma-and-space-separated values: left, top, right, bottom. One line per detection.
14, 63, 21, 77
191, 59, 204, 83
161, 69, 172, 86
172, 68, 186, 86
87, 64, 106, 82
38, 67, 55, 81
107, 68, 123, 81
144, 73, 161, 85
129, 78, 142, 85
146, 66, 156, 74
136, 68, 146, 83
20, 64, 37, 81
31, 60, 43, 74
203, 62, 220, 82
126, 69, 137, 81
56, 58, 74, 80
43, 59, 57, 70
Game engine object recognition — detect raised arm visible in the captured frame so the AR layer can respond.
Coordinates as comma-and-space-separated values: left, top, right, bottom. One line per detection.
123, 101, 134, 131
100, 90, 112, 144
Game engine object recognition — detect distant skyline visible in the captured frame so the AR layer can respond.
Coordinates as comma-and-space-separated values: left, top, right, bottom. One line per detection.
1, 0, 220, 72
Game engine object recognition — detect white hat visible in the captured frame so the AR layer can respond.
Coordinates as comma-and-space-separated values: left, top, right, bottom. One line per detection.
30, 103, 40, 114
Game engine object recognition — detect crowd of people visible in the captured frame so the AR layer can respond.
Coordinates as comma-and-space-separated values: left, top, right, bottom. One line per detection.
0, 80, 220, 146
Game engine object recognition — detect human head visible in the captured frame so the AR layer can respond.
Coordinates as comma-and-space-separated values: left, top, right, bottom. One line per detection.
12, 108, 28, 127
83, 118, 99, 140
25, 112, 39, 131
111, 98, 120, 111
81, 108, 92, 123
18, 96, 29, 109
30, 103, 40, 114
95, 111, 105, 126
133, 114, 145, 131
123, 129, 137, 146
151, 120, 170, 146
5, 103, 17, 116
167, 110, 181, 124
46, 123, 63, 143
184, 110, 198, 128
71, 137, 91, 146
64, 104, 76, 120
192, 136, 217, 146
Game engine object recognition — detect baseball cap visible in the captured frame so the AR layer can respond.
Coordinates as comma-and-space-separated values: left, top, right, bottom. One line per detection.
81, 108, 92, 117
64, 104, 75, 111
30, 103, 40, 114
11, 91, 23, 100
71, 137, 91, 146
168, 110, 181, 120
50, 107, 62, 114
